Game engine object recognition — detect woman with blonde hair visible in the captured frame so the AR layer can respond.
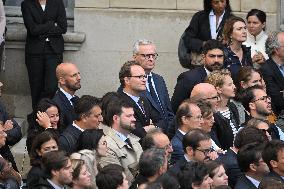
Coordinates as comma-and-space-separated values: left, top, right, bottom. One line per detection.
69, 159, 92, 189
206, 69, 240, 150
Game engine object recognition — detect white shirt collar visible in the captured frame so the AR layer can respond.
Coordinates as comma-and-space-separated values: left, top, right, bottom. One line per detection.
178, 129, 186, 136
47, 179, 64, 189
123, 91, 140, 104
245, 175, 260, 188
60, 88, 74, 102
72, 121, 84, 132
184, 154, 191, 162
113, 129, 128, 142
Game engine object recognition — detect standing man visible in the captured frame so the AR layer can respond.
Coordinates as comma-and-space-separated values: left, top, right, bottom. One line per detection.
53, 62, 81, 130
260, 31, 284, 115
171, 39, 224, 113
118, 61, 164, 138
21, 0, 67, 110
99, 99, 143, 182
133, 39, 174, 131
34, 151, 73, 189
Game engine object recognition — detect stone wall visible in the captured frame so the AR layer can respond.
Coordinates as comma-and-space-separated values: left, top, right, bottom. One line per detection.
0, 0, 280, 118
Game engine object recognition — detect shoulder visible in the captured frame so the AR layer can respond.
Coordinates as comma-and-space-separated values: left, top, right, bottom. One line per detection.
192, 10, 207, 19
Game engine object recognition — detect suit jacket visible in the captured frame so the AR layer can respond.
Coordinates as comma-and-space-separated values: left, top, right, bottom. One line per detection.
53, 90, 76, 131
234, 175, 258, 189
143, 73, 174, 131
183, 10, 232, 53
58, 124, 82, 155
217, 149, 244, 188
21, 0, 67, 54
260, 58, 284, 115
264, 171, 284, 183
171, 66, 207, 113
168, 156, 188, 177
99, 128, 143, 182
171, 130, 184, 164
118, 91, 165, 138
213, 102, 240, 150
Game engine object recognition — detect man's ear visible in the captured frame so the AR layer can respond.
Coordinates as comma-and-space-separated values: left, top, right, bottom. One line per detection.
249, 102, 256, 111
270, 160, 278, 169
51, 169, 59, 179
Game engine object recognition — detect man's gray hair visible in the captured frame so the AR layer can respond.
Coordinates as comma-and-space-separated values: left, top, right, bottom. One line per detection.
266, 31, 282, 57
133, 39, 154, 55
139, 148, 166, 177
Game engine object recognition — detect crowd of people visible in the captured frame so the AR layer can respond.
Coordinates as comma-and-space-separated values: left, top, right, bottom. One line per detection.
0, 0, 284, 189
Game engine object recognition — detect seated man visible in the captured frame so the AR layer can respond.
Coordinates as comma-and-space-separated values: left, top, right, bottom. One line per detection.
34, 150, 73, 189
262, 140, 284, 183
169, 129, 215, 176
235, 142, 269, 189
99, 99, 143, 182
96, 164, 128, 189
59, 95, 102, 154
171, 100, 204, 164
130, 148, 167, 189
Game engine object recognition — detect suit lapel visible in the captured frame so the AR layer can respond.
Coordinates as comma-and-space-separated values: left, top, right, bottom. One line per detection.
143, 91, 161, 113
269, 60, 284, 87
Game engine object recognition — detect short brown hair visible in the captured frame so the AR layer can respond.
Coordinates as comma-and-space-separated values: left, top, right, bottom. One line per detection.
222, 16, 246, 44
119, 60, 141, 88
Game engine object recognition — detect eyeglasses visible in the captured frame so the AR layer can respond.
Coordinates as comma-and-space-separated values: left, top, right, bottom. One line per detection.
128, 75, 147, 80
252, 96, 271, 102
195, 147, 214, 156
138, 53, 158, 60
203, 95, 220, 101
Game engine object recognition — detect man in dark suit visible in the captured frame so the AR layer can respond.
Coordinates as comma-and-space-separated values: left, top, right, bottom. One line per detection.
171, 100, 204, 164
235, 143, 269, 189
118, 61, 165, 139
132, 39, 174, 132
217, 127, 268, 188
59, 95, 102, 154
53, 63, 81, 130
169, 129, 214, 176
260, 31, 284, 115
21, 0, 67, 110
262, 140, 284, 183
171, 39, 224, 113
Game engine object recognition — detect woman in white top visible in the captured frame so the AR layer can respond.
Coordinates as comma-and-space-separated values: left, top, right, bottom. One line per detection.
243, 9, 268, 69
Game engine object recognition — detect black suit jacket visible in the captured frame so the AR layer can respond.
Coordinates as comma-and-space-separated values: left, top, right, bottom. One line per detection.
264, 171, 284, 183
118, 92, 165, 138
260, 58, 284, 115
183, 10, 232, 53
235, 175, 258, 189
217, 149, 244, 188
21, 0, 67, 54
53, 90, 76, 131
171, 66, 207, 113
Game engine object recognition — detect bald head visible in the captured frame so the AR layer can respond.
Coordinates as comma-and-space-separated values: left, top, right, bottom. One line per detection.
56, 63, 81, 95
190, 83, 219, 112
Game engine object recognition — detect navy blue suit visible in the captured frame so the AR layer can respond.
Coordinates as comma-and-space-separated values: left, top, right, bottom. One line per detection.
58, 124, 82, 155
260, 58, 284, 115
171, 130, 184, 164
118, 92, 166, 138
171, 67, 207, 113
53, 90, 76, 131
235, 176, 258, 189
143, 73, 174, 132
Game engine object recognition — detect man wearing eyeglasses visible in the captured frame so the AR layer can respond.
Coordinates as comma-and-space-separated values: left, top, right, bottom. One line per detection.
170, 100, 204, 164
118, 61, 166, 139
132, 39, 174, 134
242, 85, 284, 140
171, 39, 224, 113
168, 129, 216, 176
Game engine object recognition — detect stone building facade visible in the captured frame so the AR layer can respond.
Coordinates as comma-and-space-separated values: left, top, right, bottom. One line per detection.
0, 0, 282, 118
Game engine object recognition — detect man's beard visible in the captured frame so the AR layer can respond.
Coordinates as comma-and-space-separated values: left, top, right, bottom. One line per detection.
120, 120, 135, 131
205, 62, 223, 72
